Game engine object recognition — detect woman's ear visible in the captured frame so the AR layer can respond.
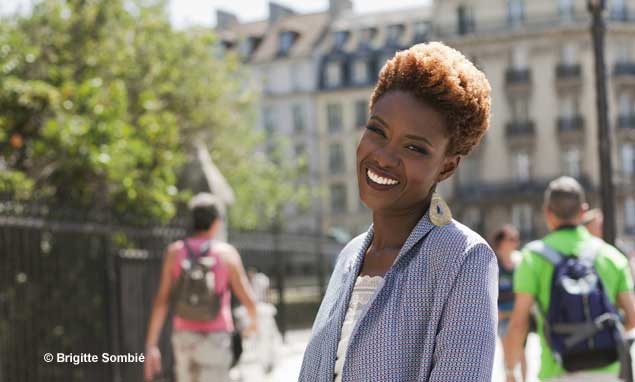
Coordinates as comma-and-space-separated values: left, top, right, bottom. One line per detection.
437, 154, 461, 183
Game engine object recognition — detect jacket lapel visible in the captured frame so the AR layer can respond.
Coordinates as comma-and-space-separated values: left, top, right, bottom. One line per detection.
321, 226, 374, 380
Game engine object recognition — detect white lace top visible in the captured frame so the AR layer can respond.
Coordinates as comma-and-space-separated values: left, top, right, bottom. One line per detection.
333, 275, 383, 382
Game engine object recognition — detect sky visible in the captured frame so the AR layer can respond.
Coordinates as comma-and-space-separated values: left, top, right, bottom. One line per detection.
1, 0, 431, 28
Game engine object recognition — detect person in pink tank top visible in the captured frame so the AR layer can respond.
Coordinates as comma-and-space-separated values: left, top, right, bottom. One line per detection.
143, 193, 257, 382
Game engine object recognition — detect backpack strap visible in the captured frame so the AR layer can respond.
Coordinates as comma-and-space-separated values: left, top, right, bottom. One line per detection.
578, 237, 604, 267
183, 238, 197, 260
525, 240, 563, 265
552, 312, 621, 349
183, 238, 215, 260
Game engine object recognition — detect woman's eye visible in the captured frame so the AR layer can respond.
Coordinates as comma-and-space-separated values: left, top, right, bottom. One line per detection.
365, 125, 386, 137
406, 144, 427, 155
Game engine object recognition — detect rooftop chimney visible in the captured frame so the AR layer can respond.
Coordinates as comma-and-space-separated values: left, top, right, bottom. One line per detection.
216, 9, 238, 30
269, 2, 295, 23
329, 0, 353, 17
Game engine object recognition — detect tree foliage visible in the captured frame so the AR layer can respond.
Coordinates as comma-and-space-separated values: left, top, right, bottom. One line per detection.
0, 0, 307, 228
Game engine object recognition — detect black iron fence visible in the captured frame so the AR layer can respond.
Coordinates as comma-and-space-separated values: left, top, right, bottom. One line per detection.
0, 200, 340, 382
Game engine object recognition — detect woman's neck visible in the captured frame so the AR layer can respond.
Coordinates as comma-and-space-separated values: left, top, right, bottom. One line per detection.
371, 204, 428, 252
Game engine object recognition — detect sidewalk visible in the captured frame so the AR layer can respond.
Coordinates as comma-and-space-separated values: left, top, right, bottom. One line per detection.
231, 329, 312, 382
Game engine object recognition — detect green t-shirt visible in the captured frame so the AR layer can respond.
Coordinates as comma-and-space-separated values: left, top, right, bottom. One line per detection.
513, 226, 633, 380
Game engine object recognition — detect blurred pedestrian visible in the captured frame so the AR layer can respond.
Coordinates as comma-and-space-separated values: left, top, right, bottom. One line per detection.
143, 193, 258, 382
582, 208, 603, 238
491, 225, 526, 382
504, 177, 635, 382
235, 268, 281, 374
299, 42, 497, 381
247, 267, 270, 303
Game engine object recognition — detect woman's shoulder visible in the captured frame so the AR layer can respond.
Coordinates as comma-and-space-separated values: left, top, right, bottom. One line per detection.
428, 219, 491, 253
417, 219, 496, 279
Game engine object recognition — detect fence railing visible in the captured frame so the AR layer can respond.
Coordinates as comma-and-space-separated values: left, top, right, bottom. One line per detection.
0, 200, 339, 382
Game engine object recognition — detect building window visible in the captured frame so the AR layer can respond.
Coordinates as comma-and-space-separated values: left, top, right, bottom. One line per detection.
560, 94, 579, 118
325, 61, 342, 88
359, 27, 376, 47
327, 103, 343, 133
618, 91, 634, 116
413, 21, 430, 41
622, 143, 635, 177
328, 143, 346, 174
239, 36, 262, 57
352, 59, 369, 84
334, 30, 349, 50
263, 107, 276, 137
295, 143, 306, 157
386, 24, 404, 44
511, 151, 531, 182
278, 31, 296, 56
355, 100, 367, 127
510, 97, 530, 121
616, 42, 632, 63
560, 44, 577, 65
562, 147, 581, 178
292, 104, 305, 132
625, 197, 635, 233
511, 46, 528, 70
330, 183, 348, 212
508, 0, 525, 26
610, 0, 627, 20
457, 5, 475, 35
558, 0, 574, 20
512, 203, 533, 238
290, 63, 301, 90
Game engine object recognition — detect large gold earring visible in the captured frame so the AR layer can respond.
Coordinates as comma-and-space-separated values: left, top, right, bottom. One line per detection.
430, 192, 452, 226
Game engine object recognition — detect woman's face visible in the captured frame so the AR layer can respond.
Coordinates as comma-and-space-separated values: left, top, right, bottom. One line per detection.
357, 91, 460, 214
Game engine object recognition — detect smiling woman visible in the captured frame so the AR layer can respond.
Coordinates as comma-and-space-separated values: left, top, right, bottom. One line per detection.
299, 42, 497, 382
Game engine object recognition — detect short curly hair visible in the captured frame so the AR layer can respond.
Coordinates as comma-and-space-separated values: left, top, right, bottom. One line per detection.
370, 42, 491, 156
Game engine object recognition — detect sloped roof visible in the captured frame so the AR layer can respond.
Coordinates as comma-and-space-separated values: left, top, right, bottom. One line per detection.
216, 19, 269, 44
250, 12, 331, 63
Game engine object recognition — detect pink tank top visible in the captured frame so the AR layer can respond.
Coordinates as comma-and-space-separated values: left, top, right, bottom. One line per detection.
171, 237, 234, 332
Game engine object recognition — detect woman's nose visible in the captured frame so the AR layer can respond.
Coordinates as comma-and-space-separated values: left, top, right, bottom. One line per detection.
375, 145, 399, 169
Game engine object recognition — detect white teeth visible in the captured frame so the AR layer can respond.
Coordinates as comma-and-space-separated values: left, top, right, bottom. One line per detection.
367, 169, 399, 186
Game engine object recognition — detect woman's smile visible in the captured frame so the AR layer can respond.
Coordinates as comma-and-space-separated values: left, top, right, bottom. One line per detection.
365, 166, 400, 190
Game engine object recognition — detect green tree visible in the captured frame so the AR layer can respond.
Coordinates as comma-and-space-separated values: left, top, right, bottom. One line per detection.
0, 0, 307, 228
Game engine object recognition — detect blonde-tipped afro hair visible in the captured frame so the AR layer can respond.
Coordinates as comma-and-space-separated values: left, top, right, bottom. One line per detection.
370, 42, 491, 156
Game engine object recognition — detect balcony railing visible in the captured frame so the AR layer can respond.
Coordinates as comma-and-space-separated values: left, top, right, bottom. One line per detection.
454, 175, 593, 201
506, 120, 535, 137
617, 114, 635, 129
557, 115, 585, 133
614, 62, 635, 76
505, 68, 532, 85
555, 63, 582, 80
434, 12, 590, 39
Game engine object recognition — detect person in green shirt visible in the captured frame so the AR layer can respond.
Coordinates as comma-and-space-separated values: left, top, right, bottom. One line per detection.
504, 176, 635, 382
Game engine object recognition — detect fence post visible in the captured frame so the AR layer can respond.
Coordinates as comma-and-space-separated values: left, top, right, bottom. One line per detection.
273, 224, 286, 338
316, 234, 325, 298
104, 232, 122, 382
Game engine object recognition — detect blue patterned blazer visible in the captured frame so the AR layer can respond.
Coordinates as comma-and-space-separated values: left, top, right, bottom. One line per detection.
299, 212, 498, 382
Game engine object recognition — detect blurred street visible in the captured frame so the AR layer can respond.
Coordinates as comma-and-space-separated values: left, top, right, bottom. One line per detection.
231, 329, 312, 382
232, 329, 542, 382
